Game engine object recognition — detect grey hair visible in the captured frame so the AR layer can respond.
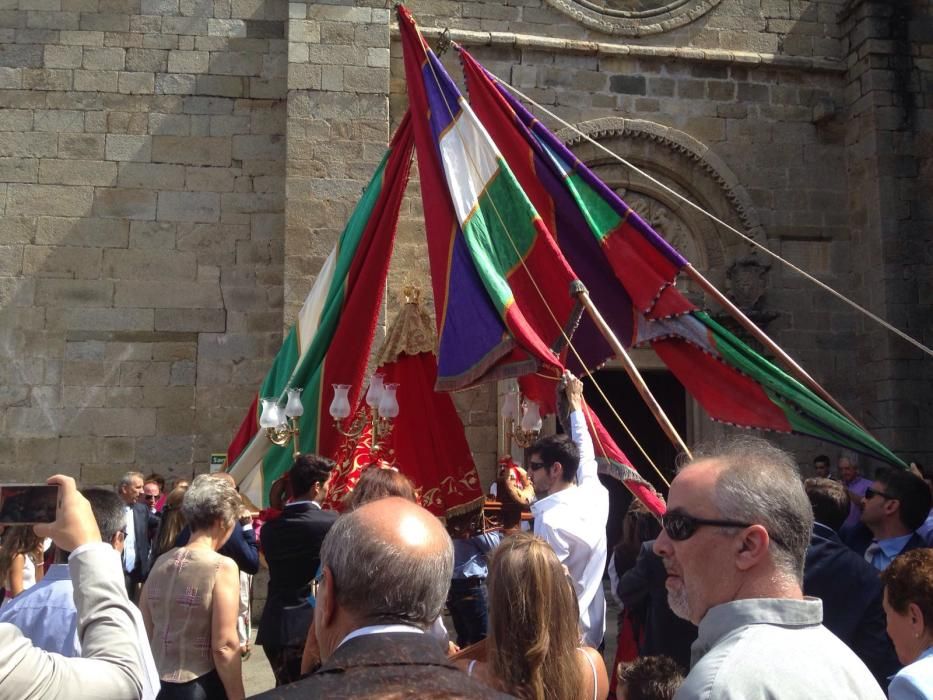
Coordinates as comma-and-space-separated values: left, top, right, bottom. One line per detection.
689, 436, 814, 584
181, 474, 241, 533
320, 504, 454, 629
116, 471, 144, 490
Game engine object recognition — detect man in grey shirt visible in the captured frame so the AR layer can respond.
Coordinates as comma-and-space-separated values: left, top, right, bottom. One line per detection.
653, 437, 885, 700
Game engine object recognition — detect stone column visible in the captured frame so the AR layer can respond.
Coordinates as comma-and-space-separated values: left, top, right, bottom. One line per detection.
283, 3, 390, 325
842, 0, 932, 463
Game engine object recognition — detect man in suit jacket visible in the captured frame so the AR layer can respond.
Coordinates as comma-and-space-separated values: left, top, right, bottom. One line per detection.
858, 468, 930, 570
116, 471, 156, 601
258, 454, 338, 686
0, 475, 143, 699
253, 496, 513, 699
804, 475, 900, 689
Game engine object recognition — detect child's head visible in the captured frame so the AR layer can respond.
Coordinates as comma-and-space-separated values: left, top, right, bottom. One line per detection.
617, 656, 684, 700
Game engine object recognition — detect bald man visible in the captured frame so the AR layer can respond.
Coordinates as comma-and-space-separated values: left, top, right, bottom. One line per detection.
252, 498, 513, 699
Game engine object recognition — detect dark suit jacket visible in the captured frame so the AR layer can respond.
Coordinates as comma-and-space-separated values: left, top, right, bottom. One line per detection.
126, 502, 154, 581
257, 502, 337, 648
842, 521, 927, 561
251, 632, 515, 699
175, 523, 260, 575
803, 522, 901, 689
617, 540, 697, 670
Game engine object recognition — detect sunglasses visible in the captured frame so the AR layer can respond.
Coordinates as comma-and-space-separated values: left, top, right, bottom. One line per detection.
144, 494, 159, 500
306, 569, 325, 608
661, 510, 753, 541
865, 487, 895, 501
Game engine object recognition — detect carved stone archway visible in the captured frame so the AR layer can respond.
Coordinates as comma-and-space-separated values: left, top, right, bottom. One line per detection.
542, 0, 723, 37
558, 117, 764, 300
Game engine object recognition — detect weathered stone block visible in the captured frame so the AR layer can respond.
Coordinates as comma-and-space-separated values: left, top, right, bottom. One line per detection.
125, 47, 167, 71
36, 216, 127, 246
185, 166, 234, 191
0, 109, 34, 131
103, 248, 197, 279
8, 183, 93, 216
114, 279, 222, 308
118, 70, 155, 94
0, 156, 37, 182
151, 135, 230, 166
105, 133, 152, 161
0, 244, 23, 275
44, 44, 83, 68
117, 161, 185, 189
195, 74, 244, 97
0, 132, 57, 158
168, 49, 208, 73
39, 158, 117, 185
35, 278, 113, 306
135, 434, 194, 462
154, 307, 226, 331
208, 50, 260, 75
157, 190, 220, 222
49, 308, 153, 333
73, 69, 117, 91
83, 46, 125, 69
342, 65, 385, 93
23, 244, 101, 278
58, 29, 104, 45
92, 187, 157, 219
0, 43, 43, 68
129, 220, 175, 248
58, 133, 104, 158
207, 17, 245, 37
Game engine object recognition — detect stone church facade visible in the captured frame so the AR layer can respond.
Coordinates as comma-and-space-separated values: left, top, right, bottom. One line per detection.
0, 0, 929, 488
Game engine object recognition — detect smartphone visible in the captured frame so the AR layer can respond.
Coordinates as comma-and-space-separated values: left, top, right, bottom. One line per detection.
0, 484, 59, 525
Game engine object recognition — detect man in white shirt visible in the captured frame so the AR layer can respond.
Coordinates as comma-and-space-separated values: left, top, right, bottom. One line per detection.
0, 488, 160, 700
528, 371, 609, 648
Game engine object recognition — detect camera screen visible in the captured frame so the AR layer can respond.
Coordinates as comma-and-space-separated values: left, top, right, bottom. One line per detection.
0, 485, 59, 525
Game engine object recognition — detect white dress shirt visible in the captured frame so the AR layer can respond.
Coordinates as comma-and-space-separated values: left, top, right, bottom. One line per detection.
123, 505, 137, 573
531, 409, 609, 647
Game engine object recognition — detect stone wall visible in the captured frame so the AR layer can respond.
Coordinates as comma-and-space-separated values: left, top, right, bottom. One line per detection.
0, 0, 287, 485
0, 0, 929, 488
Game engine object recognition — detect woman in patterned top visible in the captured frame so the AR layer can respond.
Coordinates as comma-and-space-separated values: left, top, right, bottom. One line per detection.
141, 474, 245, 700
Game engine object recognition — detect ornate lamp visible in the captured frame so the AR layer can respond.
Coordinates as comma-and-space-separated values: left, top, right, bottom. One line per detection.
329, 374, 400, 450
259, 387, 304, 457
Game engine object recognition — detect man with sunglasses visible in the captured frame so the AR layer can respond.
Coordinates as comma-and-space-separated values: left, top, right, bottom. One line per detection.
528, 371, 609, 649
859, 468, 930, 571
654, 437, 884, 700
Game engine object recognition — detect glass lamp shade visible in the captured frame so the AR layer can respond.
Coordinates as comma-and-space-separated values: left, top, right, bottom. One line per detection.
365, 374, 385, 408
500, 390, 518, 420
329, 384, 352, 420
378, 383, 399, 419
520, 401, 543, 432
284, 387, 304, 418
259, 398, 285, 429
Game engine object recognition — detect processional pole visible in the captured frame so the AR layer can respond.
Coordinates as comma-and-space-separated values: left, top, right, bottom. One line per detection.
683, 265, 866, 430
574, 287, 693, 461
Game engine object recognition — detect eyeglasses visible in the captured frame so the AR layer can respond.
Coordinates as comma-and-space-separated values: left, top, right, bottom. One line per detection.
865, 487, 895, 501
661, 510, 753, 541
144, 494, 158, 501
528, 460, 550, 471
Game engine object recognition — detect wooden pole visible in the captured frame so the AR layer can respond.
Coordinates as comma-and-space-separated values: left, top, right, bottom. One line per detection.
575, 288, 693, 460
683, 264, 866, 429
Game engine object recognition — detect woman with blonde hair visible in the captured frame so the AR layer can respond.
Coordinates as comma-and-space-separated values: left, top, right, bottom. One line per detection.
0, 525, 44, 606
460, 532, 609, 700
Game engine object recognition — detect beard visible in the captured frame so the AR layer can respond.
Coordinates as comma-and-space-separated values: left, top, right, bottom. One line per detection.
667, 583, 692, 622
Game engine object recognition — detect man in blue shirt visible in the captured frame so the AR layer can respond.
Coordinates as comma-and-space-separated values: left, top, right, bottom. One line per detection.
447, 515, 502, 648
0, 488, 160, 699
860, 468, 930, 571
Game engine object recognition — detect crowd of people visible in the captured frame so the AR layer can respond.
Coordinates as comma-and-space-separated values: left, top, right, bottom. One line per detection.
0, 372, 931, 699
